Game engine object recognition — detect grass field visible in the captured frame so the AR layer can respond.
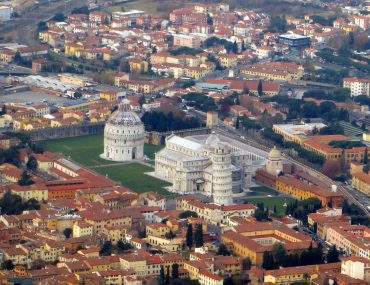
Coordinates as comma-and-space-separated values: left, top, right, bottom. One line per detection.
94, 163, 171, 195
104, 0, 183, 17
39, 135, 162, 166
245, 196, 296, 216
247, 186, 279, 197
39, 135, 169, 194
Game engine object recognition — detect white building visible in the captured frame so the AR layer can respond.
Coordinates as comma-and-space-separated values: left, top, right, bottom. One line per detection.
0, 6, 11, 22
101, 99, 144, 161
155, 134, 267, 205
343, 77, 370, 97
341, 256, 370, 282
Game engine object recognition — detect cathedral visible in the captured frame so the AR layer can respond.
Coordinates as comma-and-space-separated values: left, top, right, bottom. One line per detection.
154, 134, 267, 205
101, 99, 145, 162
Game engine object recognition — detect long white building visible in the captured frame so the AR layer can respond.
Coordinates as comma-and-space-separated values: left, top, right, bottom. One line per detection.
154, 134, 267, 205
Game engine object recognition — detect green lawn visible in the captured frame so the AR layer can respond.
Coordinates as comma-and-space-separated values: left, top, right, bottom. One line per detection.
247, 186, 279, 197
104, 0, 183, 17
94, 163, 171, 195
39, 135, 169, 194
39, 135, 162, 166
245, 197, 296, 216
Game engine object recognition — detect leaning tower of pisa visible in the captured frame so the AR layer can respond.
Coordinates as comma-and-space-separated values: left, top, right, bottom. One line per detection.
211, 141, 233, 206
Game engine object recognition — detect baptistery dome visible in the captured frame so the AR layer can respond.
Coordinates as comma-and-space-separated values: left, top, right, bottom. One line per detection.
101, 99, 144, 161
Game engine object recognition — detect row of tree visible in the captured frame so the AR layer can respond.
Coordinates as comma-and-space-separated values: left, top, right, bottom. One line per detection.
141, 111, 201, 132
262, 242, 339, 270
185, 224, 204, 249
99, 240, 134, 256
0, 192, 40, 215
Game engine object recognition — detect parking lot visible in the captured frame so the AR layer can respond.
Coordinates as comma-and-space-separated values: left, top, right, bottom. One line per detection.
0, 91, 71, 105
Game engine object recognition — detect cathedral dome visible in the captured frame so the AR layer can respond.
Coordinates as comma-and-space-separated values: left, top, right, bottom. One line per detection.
205, 134, 220, 149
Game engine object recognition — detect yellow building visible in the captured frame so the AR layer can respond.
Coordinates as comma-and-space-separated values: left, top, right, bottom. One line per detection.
276, 175, 343, 208
352, 172, 370, 196
240, 62, 303, 81
10, 183, 48, 201
2, 247, 28, 265
58, 73, 91, 87
64, 43, 84, 58
184, 260, 211, 280
146, 223, 171, 238
217, 54, 238, 68
99, 270, 124, 285
120, 254, 147, 276
102, 225, 127, 245
221, 221, 312, 267
79, 210, 132, 235
129, 58, 149, 73
73, 221, 94, 238
146, 236, 183, 252
100, 90, 120, 101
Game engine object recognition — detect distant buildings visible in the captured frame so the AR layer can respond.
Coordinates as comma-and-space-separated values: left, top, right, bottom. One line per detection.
343, 77, 370, 97
0, 6, 11, 22
278, 33, 310, 49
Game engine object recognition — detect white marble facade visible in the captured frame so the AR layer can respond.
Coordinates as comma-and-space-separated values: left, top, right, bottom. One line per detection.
154, 134, 267, 205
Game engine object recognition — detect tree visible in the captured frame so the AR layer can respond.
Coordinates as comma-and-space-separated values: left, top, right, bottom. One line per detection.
186, 224, 193, 249
242, 257, 252, 270
217, 243, 231, 256
272, 243, 286, 267
364, 148, 368, 165
63, 228, 72, 239
100, 241, 113, 256
26, 156, 38, 171
257, 80, 263, 96
242, 84, 249, 94
1, 260, 14, 270
223, 277, 234, 285
194, 224, 204, 247
14, 51, 22, 65
179, 210, 198, 219
138, 95, 146, 106
322, 160, 341, 179
37, 21, 48, 31
235, 117, 240, 129
18, 171, 34, 186
327, 245, 339, 263
262, 251, 276, 270
116, 240, 133, 253
51, 13, 65, 21
166, 265, 170, 285
160, 265, 165, 283
172, 263, 179, 279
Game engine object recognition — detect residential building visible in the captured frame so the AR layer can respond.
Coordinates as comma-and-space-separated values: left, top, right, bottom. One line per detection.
343, 77, 370, 97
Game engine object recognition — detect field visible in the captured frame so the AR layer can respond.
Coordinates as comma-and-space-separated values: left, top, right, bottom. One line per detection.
247, 186, 279, 197
39, 135, 170, 194
94, 163, 171, 195
39, 134, 162, 166
104, 0, 184, 17
245, 196, 296, 216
